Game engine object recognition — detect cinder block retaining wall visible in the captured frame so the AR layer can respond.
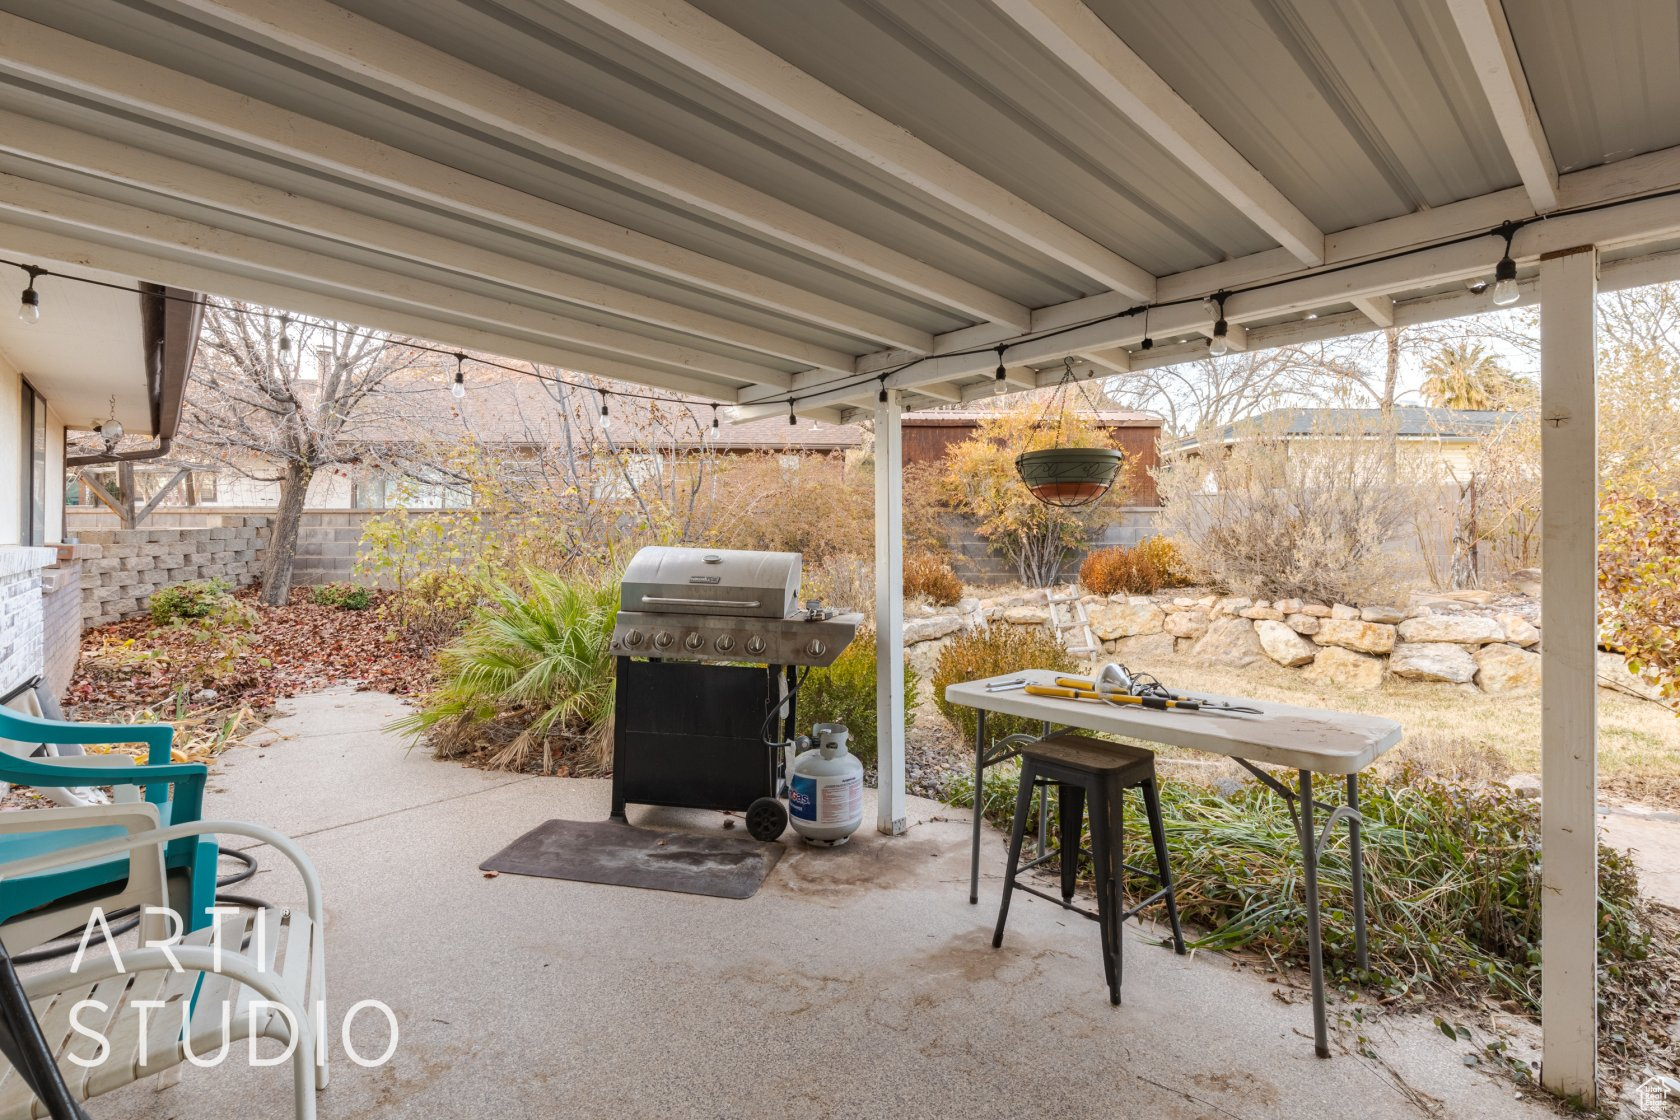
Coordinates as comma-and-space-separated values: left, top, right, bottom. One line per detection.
72, 518, 270, 627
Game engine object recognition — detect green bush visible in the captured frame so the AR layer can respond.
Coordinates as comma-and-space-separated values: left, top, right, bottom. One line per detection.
310, 582, 373, 611
950, 765, 1667, 1021
391, 570, 619, 775
932, 625, 1078, 746
148, 579, 233, 625
796, 628, 917, 772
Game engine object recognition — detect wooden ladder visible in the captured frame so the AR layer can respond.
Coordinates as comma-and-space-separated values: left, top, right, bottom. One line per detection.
1047, 592, 1099, 657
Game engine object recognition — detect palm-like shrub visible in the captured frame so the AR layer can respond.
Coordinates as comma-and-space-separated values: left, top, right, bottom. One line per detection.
393, 570, 619, 774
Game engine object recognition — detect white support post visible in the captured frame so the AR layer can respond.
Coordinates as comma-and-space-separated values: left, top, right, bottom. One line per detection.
1538, 245, 1598, 1106
874, 389, 908, 836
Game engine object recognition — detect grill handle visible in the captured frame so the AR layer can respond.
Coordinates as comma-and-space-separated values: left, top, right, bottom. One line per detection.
638, 595, 763, 609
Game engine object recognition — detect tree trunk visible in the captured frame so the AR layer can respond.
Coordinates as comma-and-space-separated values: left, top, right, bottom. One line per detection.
261, 461, 313, 606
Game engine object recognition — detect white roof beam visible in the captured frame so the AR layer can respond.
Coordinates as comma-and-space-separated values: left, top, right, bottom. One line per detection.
0, 172, 794, 397
853, 138, 1680, 393
0, 221, 746, 403
163, 0, 1031, 328
992, 0, 1324, 266
1081, 348, 1132, 375
553, 0, 1157, 302
0, 13, 932, 353
0, 112, 859, 377
1351, 295, 1395, 327
802, 187, 1680, 407
1444, 0, 1559, 212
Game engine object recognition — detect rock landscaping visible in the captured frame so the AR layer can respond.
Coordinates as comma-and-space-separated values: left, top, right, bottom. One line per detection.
900, 583, 1600, 697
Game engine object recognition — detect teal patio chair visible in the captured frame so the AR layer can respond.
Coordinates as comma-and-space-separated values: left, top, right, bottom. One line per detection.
0, 707, 217, 944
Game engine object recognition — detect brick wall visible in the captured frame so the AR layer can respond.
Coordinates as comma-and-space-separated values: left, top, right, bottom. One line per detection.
40, 557, 81, 697
74, 518, 271, 627
0, 547, 54, 698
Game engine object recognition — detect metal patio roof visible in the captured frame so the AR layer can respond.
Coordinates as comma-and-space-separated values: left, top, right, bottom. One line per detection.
2, 0, 1679, 422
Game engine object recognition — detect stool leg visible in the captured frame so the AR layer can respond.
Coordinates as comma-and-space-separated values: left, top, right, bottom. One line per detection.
992, 763, 1038, 949
1087, 777, 1121, 1005
1141, 777, 1186, 955
1057, 782, 1085, 904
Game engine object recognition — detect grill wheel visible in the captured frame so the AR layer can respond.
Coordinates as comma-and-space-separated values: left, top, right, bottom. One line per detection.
745, 796, 788, 842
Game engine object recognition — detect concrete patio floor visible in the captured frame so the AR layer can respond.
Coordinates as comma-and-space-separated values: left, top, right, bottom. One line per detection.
85, 687, 1555, 1120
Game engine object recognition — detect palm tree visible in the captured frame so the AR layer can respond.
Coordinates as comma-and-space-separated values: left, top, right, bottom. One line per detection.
1420, 342, 1515, 409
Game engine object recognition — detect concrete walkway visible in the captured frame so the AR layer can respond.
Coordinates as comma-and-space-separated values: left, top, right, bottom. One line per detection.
88, 688, 1550, 1120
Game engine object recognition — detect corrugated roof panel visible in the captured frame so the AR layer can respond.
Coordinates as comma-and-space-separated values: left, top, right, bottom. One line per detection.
1506, 0, 1680, 174
686, 0, 1276, 276
1084, 0, 1520, 232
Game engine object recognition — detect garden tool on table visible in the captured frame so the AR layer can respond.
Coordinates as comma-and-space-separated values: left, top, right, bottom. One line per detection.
1024, 663, 1263, 716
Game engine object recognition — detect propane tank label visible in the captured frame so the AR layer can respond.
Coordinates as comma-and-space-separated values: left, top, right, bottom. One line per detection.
789, 772, 863, 826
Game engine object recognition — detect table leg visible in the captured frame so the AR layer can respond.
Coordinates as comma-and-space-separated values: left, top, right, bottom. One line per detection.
1035, 719, 1051, 861
1347, 773, 1368, 972
969, 709, 987, 905
1299, 769, 1329, 1059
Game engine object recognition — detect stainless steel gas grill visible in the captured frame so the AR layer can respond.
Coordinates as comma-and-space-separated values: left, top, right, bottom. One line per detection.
609, 546, 862, 841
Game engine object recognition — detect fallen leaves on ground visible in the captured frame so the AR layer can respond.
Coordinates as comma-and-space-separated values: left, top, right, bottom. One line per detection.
64, 587, 438, 759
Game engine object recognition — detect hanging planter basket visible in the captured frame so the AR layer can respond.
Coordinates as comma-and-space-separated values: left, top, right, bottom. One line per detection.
1015, 446, 1125, 508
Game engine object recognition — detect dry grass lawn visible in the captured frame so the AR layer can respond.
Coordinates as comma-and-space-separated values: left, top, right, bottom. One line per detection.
1080, 651, 1680, 808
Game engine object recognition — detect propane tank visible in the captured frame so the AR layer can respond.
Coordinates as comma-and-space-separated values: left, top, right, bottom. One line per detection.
786, 722, 864, 846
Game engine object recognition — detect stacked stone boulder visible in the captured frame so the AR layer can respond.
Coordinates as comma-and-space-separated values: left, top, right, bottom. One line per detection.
897, 583, 1551, 697
74, 517, 271, 627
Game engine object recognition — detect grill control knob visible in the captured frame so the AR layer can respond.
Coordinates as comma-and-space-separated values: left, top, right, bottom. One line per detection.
714, 634, 736, 653
684, 632, 705, 652
623, 629, 643, 648
653, 631, 674, 650
744, 635, 766, 656
806, 638, 826, 659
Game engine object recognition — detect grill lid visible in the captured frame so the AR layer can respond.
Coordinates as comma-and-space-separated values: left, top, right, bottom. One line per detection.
619, 546, 800, 619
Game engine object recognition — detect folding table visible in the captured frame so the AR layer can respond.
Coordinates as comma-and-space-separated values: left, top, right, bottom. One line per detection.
944, 668, 1403, 1058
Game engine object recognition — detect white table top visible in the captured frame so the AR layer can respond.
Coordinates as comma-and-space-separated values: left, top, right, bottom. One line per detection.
944, 669, 1402, 775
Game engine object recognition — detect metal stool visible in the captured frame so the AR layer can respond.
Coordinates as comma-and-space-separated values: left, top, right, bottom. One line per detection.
992, 733, 1185, 1004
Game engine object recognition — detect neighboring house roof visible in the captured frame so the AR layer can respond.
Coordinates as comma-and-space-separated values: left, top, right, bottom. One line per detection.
1170, 407, 1520, 453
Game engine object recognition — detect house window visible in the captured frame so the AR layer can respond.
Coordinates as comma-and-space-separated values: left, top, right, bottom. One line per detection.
18, 379, 46, 546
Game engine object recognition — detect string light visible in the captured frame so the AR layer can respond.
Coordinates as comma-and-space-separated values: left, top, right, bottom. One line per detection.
600, 395, 611, 430
0, 177, 1648, 417
877, 377, 889, 404
17, 265, 41, 324
788, 401, 797, 426
707, 403, 719, 440
993, 344, 1007, 396
1490, 222, 1520, 306
451, 352, 466, 400
1208, 292, 1230, 357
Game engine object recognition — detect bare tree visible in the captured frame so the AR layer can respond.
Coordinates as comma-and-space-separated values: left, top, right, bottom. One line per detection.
178, 300, 425, 604
1104, 342, 1377, 435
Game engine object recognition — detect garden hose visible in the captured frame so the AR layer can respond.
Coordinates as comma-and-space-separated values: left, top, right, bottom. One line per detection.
10, 848, 265, 965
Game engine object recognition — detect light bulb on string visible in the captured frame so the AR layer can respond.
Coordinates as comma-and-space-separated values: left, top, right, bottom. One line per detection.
877, 379, 889, 404
1139, 304, 1152, 351
277, 314, 292, 354
1208, 293, 1230, 358
600, 397, 611, 431
451, 353, 466, 400
1490, 222, 1521, 307
993, 344, 1007, 396
788, 402, 798, 426
707, 404, 719, 441
17, 266, 42, 324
